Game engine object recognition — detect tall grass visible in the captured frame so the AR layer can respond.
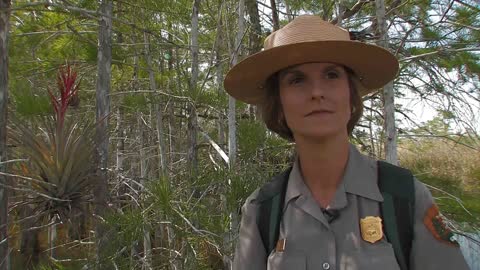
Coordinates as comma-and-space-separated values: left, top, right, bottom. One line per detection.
399, 138, 480, 227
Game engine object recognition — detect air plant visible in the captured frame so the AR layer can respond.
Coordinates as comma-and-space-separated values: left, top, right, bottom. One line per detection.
48, 64, 80, 129
11, 64, 95, 226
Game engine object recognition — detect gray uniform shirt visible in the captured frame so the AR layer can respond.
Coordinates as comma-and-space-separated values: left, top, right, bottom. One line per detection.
233, 145, 469, 270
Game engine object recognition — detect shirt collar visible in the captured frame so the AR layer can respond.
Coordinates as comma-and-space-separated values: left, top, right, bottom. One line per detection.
343, 144, 383, 202
284, 144, 383, 207
284, 158, 306, 205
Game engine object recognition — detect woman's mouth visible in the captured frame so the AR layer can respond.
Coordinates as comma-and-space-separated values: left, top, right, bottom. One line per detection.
306, 110, 334, 116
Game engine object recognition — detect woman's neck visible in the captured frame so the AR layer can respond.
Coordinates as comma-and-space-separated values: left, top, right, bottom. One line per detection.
294, 135, 350, 207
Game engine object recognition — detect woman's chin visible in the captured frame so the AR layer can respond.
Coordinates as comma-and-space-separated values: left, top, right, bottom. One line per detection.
293, 128, 348, 142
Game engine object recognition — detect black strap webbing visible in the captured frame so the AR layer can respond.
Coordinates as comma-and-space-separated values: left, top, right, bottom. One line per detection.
378, 161, 415, 270
256, 168, 290, 253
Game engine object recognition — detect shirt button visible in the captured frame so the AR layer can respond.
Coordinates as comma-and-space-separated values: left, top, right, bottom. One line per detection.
322, 262, 330, 270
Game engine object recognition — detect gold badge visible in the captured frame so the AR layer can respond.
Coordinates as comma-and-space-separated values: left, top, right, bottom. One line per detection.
360, 216, 383, 243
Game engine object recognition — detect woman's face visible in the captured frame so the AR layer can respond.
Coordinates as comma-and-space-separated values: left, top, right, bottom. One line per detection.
278, 62, 351, 141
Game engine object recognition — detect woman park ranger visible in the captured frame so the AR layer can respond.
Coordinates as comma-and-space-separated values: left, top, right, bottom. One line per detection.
224, 15, 469, 270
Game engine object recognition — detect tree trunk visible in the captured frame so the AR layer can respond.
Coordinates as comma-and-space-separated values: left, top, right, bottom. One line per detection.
144, 33, 168, 178
165, 23, 179, 270
214, 4, 229, 268
167, 22, 175, 176
216, 23, 225, 147
138, 114, 152, 270
285, 1, 292, 21
94, 0, 113, 267
0, 1, 10, 269
246, 0, 262, 55
224, 1, 245, 268
270, 0, 280, 31
245, 0, 262, 119
115, 0, 126, 209
190, 0, 200, 92
375, 0, 398, 164
19, 206, 40, 269
48, 217, 57, 260
155, 104, 167, 177
143, 33, 169, 267
335, 0, 345, 26
229, 0, 245, 168
116, 107, 126, 206
188, 0, 200, 175
368, 101, 377, 158
129, 44, 141, 268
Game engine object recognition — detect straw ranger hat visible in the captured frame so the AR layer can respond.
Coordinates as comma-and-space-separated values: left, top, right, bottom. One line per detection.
224, 15, 399, 104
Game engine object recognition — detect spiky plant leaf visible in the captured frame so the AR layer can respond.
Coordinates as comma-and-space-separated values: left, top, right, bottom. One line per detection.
10, 116, 97, 224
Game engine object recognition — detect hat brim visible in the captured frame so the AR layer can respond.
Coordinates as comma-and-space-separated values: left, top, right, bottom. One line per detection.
224, 40, 399, 104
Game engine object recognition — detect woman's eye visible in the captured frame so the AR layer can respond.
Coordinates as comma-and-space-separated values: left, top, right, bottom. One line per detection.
325, 71, 340, 79
288, 76, 304, 85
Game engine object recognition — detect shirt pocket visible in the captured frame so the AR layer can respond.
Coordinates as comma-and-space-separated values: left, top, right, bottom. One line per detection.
345, 243, 401, 270
267, 250, 306, 270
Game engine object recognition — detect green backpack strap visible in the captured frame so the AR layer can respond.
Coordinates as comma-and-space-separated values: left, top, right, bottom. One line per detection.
256, 167, 291, 255
378, 161, 415, 270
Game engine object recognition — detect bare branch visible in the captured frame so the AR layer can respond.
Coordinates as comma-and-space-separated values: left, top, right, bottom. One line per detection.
401, 47, 480, 61
200, 130, 229, 165
454, 0, 480, 12
172, 207, 219, 237
12, 30, 96, 37
331, 0, 371, 25
424, 183, 474, 216
446, 19, 480, 31
13, 1, 179, 47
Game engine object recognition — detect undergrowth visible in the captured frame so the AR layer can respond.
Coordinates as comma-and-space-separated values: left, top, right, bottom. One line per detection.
399, 138, 480, 229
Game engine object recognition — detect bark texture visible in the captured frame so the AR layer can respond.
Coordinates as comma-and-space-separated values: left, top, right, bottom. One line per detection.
375, 0, 398, 164
229, 0, 245, 168
270, 0, 280, 30
0, 0, 10, 269
188, 0, 200, 175
246, 0, 262, 55
94, 0, 113, 267
144, 32, 167, 178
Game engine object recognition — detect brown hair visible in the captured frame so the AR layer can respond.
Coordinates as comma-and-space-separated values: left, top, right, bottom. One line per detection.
259, 68, 364, 141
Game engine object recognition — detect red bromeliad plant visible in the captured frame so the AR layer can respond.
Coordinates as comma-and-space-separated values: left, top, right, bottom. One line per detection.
11, 64, 95, 232
48, 65, 80, 129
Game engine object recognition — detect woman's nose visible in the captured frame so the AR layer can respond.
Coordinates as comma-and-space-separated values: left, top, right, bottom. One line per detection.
310, 79, 327, 100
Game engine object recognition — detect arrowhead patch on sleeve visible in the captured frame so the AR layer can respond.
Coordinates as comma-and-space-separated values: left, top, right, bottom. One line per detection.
423, 204, 459, 247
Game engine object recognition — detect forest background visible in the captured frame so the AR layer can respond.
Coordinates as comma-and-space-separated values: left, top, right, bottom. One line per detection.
0, 0, 479, 269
